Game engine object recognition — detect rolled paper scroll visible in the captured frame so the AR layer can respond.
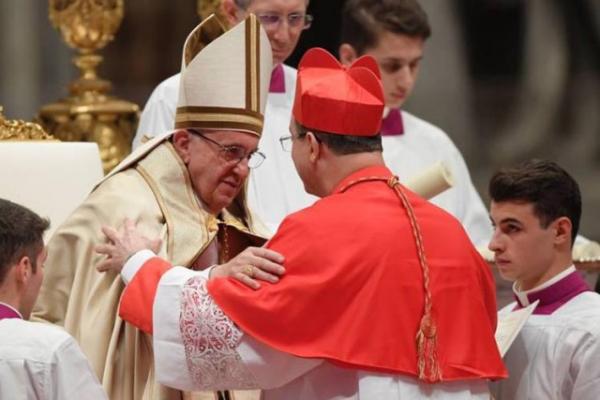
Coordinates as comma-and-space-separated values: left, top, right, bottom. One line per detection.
404, 161, 454, 200
477, 247, 495, 263
572, 240, 600, 262
572, 240, 600, 271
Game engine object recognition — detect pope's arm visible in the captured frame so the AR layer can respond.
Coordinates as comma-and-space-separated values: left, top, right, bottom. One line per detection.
119, 251, 322, 391
31, 170, 165, 327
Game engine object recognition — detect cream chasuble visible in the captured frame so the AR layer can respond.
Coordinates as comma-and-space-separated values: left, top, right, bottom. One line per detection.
32, 138, 266, 400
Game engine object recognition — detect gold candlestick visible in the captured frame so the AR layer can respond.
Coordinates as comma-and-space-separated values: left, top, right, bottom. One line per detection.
39, 0, 138, 174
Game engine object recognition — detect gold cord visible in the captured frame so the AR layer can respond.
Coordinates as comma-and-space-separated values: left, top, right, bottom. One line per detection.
338, 175, 442, 382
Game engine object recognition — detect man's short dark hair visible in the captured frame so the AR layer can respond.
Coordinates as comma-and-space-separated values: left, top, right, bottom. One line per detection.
296, 122, 382, 155
489, 159, 581, 244
341, 0, 431, 55
0, 199, 49, 283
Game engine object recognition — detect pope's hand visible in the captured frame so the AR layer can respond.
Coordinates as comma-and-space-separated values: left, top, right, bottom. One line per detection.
95, 218, 161, 273
210, 247, 285, 290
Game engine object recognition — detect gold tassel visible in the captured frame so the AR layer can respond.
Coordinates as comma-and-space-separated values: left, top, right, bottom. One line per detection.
416, 314, 441, 382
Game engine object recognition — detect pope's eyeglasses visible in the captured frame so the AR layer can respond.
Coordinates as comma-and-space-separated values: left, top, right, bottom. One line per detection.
188, 129, 266, 169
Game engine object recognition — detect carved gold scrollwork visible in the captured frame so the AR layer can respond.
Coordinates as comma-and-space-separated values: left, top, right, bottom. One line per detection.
49, 0, 123, 53
0, 106, 57, 141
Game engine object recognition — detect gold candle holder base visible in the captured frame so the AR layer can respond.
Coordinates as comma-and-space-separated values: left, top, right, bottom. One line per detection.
40, 0, 138, 174
39, 93, 138, 174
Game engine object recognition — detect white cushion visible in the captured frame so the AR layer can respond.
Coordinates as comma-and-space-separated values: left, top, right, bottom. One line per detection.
0, 142, 103, 238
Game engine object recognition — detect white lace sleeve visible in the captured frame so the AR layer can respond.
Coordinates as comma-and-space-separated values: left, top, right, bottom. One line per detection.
179, 276, 258, 390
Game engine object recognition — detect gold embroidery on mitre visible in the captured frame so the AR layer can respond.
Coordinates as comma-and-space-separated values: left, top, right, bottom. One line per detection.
254, 18, 260, 114
176, 106, 264, 118
175, 121, 263, 136
175, 113, 263, 125
245, 15, 260, 113
175, 106, 264, 135
184, 14, 227, 67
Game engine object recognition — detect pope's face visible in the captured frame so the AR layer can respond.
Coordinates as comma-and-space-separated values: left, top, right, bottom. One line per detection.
242, 0, 308, 65
175, 130, 259, 214
362, 32, 424, 109
21, 246, 47, 320
488, 201, 557, 290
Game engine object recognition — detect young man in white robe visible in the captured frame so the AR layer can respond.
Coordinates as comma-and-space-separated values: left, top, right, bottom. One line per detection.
338, 0, 491, 247
0, 199, 106, 400
134, 0, 316, 233
487, 159, 600, 399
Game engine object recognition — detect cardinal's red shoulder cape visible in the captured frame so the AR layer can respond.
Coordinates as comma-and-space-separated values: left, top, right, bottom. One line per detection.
208, 165, 507, 381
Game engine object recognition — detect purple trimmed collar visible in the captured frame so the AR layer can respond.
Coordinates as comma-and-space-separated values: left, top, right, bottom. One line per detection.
513, 270, 590, 315
0, 302, 22, 320
381, 108, 404, 136
269, 64, 286, 94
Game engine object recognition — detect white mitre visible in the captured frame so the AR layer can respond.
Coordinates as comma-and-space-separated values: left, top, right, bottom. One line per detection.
102, 14, 272, 180
175, 13, 272, 136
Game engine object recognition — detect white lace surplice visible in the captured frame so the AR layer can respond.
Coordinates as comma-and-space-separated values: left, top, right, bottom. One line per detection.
180, 276, 257, 389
